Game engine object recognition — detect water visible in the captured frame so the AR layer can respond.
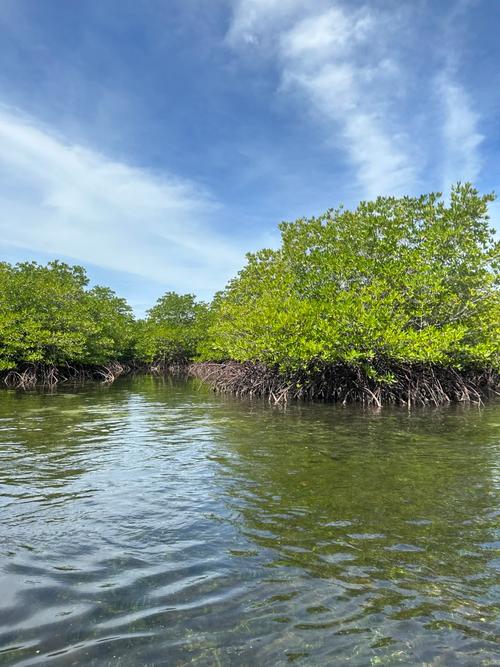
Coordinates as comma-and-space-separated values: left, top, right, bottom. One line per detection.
0, 376, 498, 666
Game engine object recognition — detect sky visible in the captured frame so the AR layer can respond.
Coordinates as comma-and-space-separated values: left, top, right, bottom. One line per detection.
0, 0, 499, 313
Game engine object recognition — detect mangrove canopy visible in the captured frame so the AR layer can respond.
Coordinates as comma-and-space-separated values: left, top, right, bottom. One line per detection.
1, 184, 498, 402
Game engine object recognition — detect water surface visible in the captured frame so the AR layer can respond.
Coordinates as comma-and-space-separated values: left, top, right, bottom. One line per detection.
0, 376, 499, 666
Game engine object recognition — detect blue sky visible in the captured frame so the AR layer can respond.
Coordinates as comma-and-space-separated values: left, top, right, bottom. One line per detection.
0, 0, 499, 313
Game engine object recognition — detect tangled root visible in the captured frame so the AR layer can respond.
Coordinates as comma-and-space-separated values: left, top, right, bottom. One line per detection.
188, 360, 499, 407
2, 362, 130, 389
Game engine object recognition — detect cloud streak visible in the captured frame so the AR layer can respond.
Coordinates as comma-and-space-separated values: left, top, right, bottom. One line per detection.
227, 0, 486, 199
227, 1, 418, 198
438, 76, 483, 188
0, 108, 248, 297
435, 1, 484, 190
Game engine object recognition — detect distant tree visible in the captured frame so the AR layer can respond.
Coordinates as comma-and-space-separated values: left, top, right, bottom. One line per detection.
135, 292, 209, 365
0, 261, 134, 369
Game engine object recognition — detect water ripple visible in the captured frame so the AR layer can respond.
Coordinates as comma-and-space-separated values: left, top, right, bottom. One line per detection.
0, 377, 498, 666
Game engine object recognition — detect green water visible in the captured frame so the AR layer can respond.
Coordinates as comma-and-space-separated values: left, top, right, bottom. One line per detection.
0, 376, 498, 666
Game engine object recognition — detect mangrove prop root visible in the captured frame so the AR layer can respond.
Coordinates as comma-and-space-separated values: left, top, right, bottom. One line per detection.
187, 360, 499, 407
1, 362, 130, 389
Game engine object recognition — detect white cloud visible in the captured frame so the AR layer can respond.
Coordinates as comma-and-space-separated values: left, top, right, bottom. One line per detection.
437, 77, 483, 189
227, 1, 418, 198
0, 108, 249, 297
282, 61, 415, 196
226, 0, 305, 47
433, 0, 484, 191
282, 6, 372, 62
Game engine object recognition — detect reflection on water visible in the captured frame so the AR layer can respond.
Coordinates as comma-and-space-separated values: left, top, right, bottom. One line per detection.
0, 376, 498, 666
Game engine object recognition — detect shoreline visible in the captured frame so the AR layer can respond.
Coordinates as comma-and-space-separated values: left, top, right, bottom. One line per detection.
0, 362, 132, 389
2, 359, 499, 406
0, 361, 189, 389
187, 360, 500, 407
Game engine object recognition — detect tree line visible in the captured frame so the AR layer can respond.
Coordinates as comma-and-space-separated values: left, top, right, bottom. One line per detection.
0, 262, 208, 372
1, 184, 498, 398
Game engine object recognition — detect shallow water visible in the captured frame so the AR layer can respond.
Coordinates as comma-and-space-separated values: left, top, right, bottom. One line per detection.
0, 376, 498, 666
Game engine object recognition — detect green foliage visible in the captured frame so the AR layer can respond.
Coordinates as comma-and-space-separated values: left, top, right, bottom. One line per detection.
0, 261, 134, 369
201, 184, 499, 372
1, 184, 498, 377
135, 292, 209, 364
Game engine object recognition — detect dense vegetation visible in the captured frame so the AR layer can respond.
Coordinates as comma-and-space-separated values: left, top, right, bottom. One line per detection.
1, 184, 498, 401
135, 292, 209, 367
0, 262, 208, 385
194, 184, 499, 404
201, 184, 499, 369
0, 261, 135, 380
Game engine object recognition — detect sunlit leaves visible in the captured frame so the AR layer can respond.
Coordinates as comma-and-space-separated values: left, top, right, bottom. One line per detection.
135, 292, 210, 364
201, 184, 499, 372
0, 261, 134, 368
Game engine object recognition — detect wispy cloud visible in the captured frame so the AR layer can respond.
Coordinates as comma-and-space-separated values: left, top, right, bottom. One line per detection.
226, 0, 304, 48
0, 107, 248, 297
227, 0, 491, 200
435, 0, 484, 190
438, 76, 483, 188
227, 1, 418, 198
